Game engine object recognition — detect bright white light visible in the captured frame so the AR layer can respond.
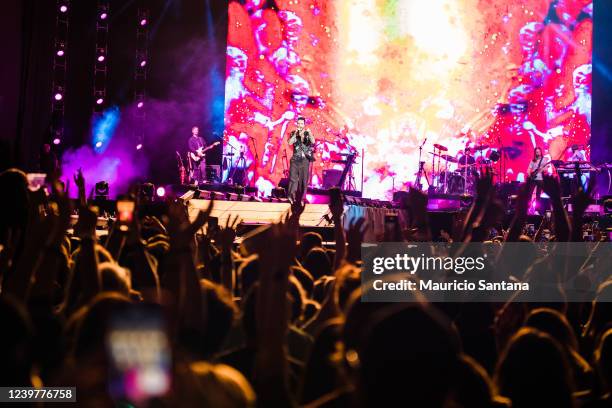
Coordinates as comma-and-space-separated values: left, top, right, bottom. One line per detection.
140, 19, 147, 26
98, 55, 105, 62
95, 141, 103, 148
100, 12, 107, 20
53, 138, 61, 145
96, 98, 104, 105
137, 102, 144, 108
156, 187, 166, 197
54, 93, 63, 101
136, 143, 143, 150
59, 5, 68, 13
140, 60, 146, 67
398, 0, 468, 64
57, 50, 64, 57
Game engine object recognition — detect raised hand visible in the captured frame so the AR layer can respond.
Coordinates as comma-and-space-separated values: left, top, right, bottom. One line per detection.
346, 217, 367, 263
475, 166, 495, 202
571, 173, 596, 217
328, 187, 344, 221
289, 196, 306, 226
165, 199, 214, 249
74, 168, 86, 207
538, 175, 570, 241
47, 178, 73, 245
74, 205, 99, 240
542, 175, 562, 202
215, 214, 240, 252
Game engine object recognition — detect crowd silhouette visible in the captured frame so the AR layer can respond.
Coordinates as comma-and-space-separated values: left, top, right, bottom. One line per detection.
0, 166, 610, 407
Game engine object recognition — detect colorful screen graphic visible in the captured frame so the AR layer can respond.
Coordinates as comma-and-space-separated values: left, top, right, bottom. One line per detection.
224, 0, 593, 199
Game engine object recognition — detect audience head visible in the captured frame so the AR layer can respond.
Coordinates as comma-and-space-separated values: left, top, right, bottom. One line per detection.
299, 232, 323, 260
495, 327, 574, 408
99, 262, 132, 297
303, 247, 332, 280
524, 307, 578, 350
355, 303, 461, 407
177, 361, 256, 407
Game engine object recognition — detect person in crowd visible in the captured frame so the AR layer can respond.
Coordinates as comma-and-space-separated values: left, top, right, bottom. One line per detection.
0, 156, 608, 407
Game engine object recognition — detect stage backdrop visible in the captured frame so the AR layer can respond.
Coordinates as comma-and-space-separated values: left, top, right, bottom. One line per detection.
224, 0, 592, 199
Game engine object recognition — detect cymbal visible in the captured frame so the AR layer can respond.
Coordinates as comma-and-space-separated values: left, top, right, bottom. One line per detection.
441, 154, 458, 163
433, 143, 448, 151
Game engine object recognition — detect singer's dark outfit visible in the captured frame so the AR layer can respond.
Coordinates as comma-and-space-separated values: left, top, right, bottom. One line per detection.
288, 129, 313, 203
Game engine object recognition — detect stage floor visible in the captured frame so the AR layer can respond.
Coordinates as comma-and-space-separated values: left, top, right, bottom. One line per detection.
187, 200, 331, 227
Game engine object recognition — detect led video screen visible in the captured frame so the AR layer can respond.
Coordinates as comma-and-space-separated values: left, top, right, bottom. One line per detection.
224, 0, 592, 199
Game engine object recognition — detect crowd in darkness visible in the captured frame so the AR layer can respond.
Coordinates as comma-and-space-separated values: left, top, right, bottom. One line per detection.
0, 164, 610, 407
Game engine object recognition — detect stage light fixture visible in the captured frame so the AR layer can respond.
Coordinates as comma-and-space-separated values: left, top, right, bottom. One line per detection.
100, 12, 108, 20
57, 50, 65, 57
137, 102, 144, 108
96, 98, 104, 105
97, 55, 105, 62
95, 141, 103, 148
140, 60, 147, 67
53, 138, 61, 145
95, 181, 109, 198
54, 92, 63, 101
136, 143, 143, 150
59, 4, 68, 13
140, 18, 147, 26
156, 186, 166, 197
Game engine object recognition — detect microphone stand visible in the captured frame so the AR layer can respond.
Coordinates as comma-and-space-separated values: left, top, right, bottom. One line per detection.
415, 137, 428, 191
225, 142, 237, 184
248, 137, 259, 187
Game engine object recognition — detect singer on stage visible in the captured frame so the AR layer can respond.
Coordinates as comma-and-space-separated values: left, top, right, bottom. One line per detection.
288, 116, 315, 203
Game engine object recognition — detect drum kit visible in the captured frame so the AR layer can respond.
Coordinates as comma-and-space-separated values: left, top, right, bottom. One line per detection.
425, 143, 496, 195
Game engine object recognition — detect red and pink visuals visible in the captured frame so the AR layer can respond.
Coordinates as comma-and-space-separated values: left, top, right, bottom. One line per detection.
224, 0, 592, 199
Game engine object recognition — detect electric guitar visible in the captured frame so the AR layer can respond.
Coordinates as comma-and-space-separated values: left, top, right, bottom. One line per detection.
529, 158, 550, 180
189, 141, 220, 163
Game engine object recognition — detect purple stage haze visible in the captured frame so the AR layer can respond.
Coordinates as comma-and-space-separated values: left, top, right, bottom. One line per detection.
60, 33, 224, 198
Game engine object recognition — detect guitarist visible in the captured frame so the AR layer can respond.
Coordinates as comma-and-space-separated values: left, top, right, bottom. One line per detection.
188, 126, 206, 183
288, 116, 315, 203
527, 147, 551, 213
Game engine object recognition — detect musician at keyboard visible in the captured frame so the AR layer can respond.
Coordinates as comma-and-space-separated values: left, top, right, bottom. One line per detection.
568, 144, 587, 162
